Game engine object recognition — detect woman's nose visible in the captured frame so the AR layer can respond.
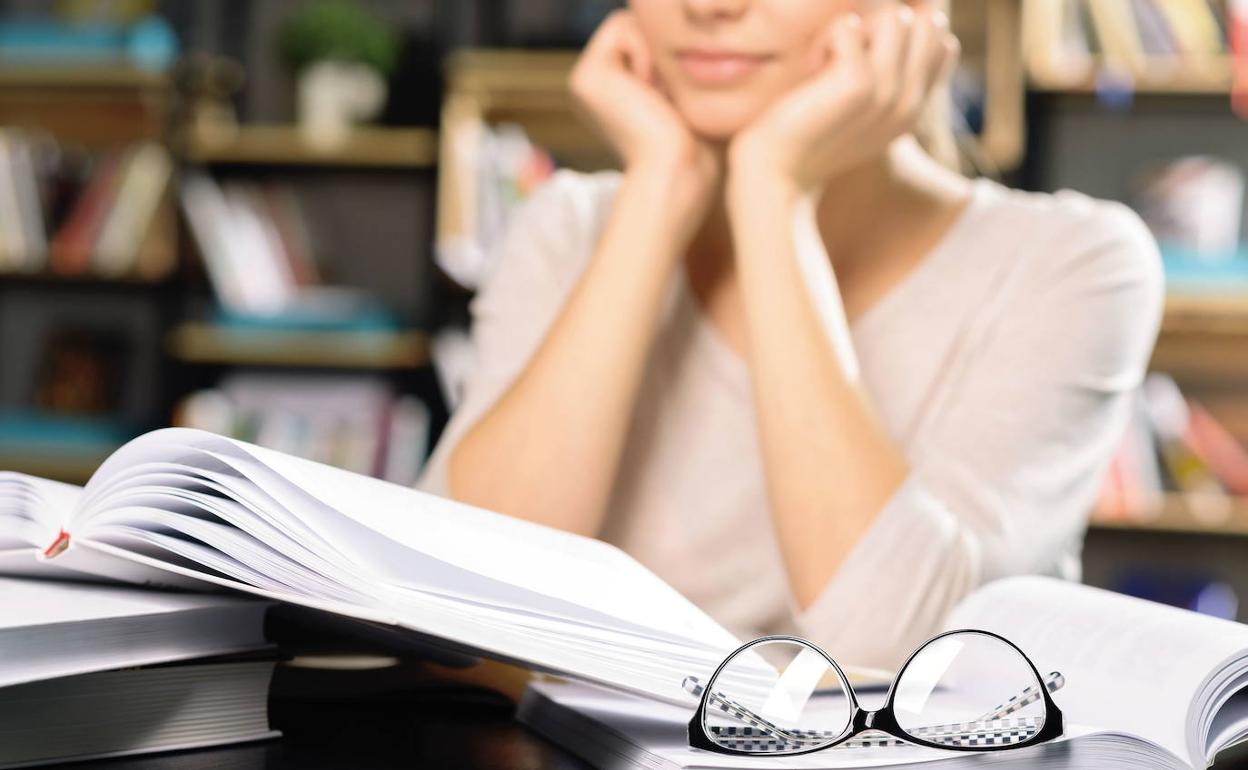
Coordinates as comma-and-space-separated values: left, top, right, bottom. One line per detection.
682, 0, 749, 22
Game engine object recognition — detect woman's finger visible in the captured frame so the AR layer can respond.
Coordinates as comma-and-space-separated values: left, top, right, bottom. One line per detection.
828, 13, 868, 83
620, 18, 655, 83
900, 8, 949, 118
581, 10, 638, 71
867, 5, 914, 109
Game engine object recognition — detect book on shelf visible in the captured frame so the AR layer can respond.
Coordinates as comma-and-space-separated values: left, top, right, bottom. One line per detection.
175, 373, 430, 485
181, 172, 390, 329
1087, 0, 1150, 73
1024, 0, 1230, 83
0, 427, 752, 706
436, 120, 555, 290
0, 131, 47, 272
23, 138, 175, 280
519, 577, 1248, 770
1, 575, 275, 767
1095, 373, 1248, 522
92, 140, 174, 278
1153, 0, 1227, 59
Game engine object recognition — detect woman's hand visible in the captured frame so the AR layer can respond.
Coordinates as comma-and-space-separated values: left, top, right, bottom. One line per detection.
728, 3, 959, 195
570, 11, 719, 212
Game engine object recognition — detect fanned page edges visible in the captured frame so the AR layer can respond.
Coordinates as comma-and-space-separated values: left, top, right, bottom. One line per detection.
2, 428, 744, 705
947, 576, 1248, 768
0, 472, 84, 553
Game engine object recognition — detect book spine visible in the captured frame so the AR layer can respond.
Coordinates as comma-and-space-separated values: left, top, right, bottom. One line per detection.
1231, 0, 1248, 114
49, 151, 124, 275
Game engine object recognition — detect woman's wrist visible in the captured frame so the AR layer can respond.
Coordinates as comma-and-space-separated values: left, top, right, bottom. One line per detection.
726, 158, 802, 225
626, 153, 718, 237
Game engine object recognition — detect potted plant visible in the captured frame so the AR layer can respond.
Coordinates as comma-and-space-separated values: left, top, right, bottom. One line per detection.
280, 0, 400, 146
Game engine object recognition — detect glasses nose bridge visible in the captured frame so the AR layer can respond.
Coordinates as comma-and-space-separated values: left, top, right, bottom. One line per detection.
853, 706, 897, 735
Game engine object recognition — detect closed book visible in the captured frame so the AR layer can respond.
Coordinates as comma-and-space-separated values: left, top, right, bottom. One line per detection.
48, 151, 124, 276
0, 658, 276, 769
1186, 401, 1248, 496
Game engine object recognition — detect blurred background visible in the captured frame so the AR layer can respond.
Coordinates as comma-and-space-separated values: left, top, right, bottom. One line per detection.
0, 0, 1245, 622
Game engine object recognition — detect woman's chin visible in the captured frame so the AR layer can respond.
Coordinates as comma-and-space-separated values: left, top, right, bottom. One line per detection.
674, 99, 765, 143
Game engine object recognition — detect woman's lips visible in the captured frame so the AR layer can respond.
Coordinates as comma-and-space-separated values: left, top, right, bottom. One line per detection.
675, 50, 772, 86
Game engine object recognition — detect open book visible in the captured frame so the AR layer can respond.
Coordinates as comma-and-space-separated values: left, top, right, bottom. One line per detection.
519, 576, 1248, 769
0, 428, 743, 705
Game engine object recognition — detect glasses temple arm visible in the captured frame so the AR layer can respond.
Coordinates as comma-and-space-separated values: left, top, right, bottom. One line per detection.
972, 671, 1065, 722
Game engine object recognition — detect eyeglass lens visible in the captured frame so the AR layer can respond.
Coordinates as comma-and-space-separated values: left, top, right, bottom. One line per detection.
893, 631, 1047, 748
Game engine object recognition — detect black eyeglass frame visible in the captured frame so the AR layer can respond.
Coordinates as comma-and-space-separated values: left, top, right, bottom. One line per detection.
687, 628, 1065, 757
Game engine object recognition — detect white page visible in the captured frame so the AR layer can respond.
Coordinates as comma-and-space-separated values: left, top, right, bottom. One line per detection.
0, 576, 270, 690
0, 575, 252, 628
233, 438, 739, 651
0, 473, 83, 550
83, 429, 740, 652
947, 576, 1248, 766
70, 428, 748, 703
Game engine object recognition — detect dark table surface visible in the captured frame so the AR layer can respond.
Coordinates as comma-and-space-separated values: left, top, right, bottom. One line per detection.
52, 687, 1248, 770
74, 687, 591, 770
38, 656, 1248, 770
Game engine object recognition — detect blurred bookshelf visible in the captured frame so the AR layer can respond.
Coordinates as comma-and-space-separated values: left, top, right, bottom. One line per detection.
1021, 0, 1241, 97
0, 4, 449, 489
1008, 0, 1248, 619
0, 451, 117, 485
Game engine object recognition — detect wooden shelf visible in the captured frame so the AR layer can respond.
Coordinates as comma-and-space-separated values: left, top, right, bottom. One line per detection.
167, 323, 431, 370
0, 65, 168, 90
0, 270, 171, 289
1090, 494, 1248, 538
184, 124, 437, 169
1153, 294, 1248, 380
0, 446, 118, 485
1162, 294, 1248, 334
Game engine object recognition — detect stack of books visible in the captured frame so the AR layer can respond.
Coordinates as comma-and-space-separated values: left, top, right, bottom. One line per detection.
1096, 372, 1248, 522
1024, 0, 1234, 84
5, 428, 1248, 767
0, 576, 274, 768
0, 132, 174, 280
174, 372, 430, 484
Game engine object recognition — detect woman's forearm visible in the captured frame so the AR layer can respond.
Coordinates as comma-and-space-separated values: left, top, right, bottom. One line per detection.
449, 163, 704, 536
727, 171, 909, 608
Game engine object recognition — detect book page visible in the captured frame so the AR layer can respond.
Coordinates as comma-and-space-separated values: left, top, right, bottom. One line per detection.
947, 576, 1248, 764
0, 472, 83, 551
0, 574, 251, 629
82, 429, 739, 652
71, 428, 745, 704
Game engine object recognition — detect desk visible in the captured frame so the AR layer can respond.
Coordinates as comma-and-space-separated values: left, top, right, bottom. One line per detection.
79, 688, 589, 770
59, 688, 1248, 770
41, 658, 1248, 770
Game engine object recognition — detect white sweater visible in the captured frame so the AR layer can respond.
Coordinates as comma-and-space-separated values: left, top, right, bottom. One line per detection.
420, 170, 1165, 670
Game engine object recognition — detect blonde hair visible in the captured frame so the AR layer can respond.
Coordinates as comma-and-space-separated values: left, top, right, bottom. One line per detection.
910, 0, 964, 175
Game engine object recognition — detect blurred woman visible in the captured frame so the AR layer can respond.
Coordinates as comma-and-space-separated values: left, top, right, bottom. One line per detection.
421, 0, 1163, 669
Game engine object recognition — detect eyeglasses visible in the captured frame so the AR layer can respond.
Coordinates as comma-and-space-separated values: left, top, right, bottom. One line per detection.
685, 629, 1065, 756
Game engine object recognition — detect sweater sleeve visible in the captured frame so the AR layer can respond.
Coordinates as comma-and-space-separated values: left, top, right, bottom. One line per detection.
793, 200, 1165, 670
418, 171, 606, 497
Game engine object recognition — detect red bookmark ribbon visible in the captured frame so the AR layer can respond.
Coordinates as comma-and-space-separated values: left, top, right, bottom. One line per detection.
42, 529, 71, 559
